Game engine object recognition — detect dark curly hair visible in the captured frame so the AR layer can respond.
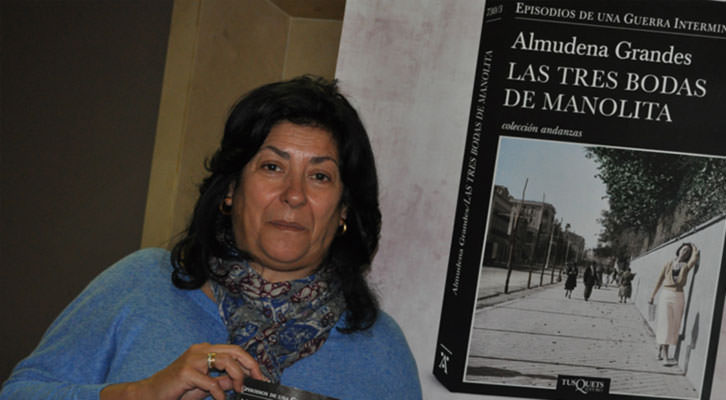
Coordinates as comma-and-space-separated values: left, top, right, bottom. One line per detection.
676, 243, 693, 260
170, 75, 381, 332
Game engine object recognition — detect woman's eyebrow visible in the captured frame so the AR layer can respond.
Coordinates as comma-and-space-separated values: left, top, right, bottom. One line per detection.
261, 145, 290, 159
261, 145, 339, 165
311, 156, 339, 166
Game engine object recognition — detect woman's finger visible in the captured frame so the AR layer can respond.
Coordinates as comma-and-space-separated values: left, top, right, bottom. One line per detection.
208, 352, 247, 392
184, 371, 227, 400
213, 375, 234, 393
209, 344, 266, 381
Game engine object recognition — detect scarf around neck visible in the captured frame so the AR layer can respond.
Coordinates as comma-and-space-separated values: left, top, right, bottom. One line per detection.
208, 231, 345, 382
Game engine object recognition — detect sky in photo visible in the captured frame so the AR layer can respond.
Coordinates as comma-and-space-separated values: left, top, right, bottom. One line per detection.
493, 136, 610, 249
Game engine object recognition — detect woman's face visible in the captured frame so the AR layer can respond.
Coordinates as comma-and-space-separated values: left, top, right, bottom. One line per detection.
678, 245, 692, 261
227, 121, 347, 282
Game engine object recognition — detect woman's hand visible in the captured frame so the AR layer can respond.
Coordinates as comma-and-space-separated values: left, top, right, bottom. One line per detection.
685, 245, 700, 270
101, 343, 265, 400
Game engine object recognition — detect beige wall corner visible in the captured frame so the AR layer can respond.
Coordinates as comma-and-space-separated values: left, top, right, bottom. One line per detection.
169, 0, 289, 243
283, 18, 342, 80
141, 0, 201, 249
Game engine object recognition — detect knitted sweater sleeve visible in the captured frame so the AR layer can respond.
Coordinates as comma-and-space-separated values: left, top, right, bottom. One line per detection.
0, 250, 167, 400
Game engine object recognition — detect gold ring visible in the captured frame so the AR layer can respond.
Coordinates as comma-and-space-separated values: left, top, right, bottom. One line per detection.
207, 352, 217, 370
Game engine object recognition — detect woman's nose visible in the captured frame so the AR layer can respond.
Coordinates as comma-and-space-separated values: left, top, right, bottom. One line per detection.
281, 176, 306, 207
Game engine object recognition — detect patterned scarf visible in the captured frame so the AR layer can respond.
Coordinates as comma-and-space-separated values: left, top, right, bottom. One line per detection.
208, 225, 346, 382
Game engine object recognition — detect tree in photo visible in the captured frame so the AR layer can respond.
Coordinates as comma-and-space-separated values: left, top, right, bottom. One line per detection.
586, 147, 726, 257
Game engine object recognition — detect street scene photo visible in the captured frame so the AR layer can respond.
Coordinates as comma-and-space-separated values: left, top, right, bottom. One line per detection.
464, 137, 726, 399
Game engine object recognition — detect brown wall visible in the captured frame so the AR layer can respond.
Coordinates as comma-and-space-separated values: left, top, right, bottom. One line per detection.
284, 18, 342, 79
0, 0, 174, 381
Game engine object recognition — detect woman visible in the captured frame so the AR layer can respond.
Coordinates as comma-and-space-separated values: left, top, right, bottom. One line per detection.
617, 266, 635, 304
582, 262, 597, 301
649, 242, 699, 364
1, 76, 422, 399
564, 263, 577, 299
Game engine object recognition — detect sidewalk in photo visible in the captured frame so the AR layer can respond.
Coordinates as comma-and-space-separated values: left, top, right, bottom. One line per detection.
466, 278, 699, 399
476, 266, 562, 302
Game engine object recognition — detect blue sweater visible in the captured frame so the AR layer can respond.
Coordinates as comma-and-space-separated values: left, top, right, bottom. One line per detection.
1, 249, 421, 399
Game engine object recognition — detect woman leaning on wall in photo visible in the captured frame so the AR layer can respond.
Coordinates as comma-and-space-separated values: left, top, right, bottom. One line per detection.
649, 242, 699, 366
0, 76, 422, 400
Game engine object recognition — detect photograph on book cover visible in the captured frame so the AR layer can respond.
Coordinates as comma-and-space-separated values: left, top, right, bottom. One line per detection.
433, 0, 726, 399
463, 136, 725, 399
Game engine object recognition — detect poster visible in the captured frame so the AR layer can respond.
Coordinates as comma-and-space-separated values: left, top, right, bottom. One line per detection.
434, 1, 726, 399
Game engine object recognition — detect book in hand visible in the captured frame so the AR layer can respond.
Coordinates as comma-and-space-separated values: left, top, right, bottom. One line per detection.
434, 0, 726, 399
237, 378, 338, 400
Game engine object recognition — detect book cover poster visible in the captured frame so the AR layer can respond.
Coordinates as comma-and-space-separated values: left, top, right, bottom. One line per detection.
434, 1, 726, 399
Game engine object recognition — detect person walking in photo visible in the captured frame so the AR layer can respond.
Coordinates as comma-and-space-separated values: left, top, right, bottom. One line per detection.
583, 262, 597, 301
564, 263, 578, 298
595, 264, 604, 289
618, 266, 636, 303
609, 264, 619, 287
649, 243, 699, 365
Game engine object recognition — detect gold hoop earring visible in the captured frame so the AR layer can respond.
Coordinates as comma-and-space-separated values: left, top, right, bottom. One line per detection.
340, 221, 347, 235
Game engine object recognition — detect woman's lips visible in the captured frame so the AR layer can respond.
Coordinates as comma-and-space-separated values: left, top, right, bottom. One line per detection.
269, 220, 306, 231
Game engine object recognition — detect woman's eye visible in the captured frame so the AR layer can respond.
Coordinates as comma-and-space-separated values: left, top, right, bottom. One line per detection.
261, 163, 281, 172
312, 172, 331, 182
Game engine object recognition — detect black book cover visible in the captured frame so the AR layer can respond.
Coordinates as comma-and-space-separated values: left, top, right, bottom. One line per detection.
434, 1, 726, 399
237, 378, 338, 400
